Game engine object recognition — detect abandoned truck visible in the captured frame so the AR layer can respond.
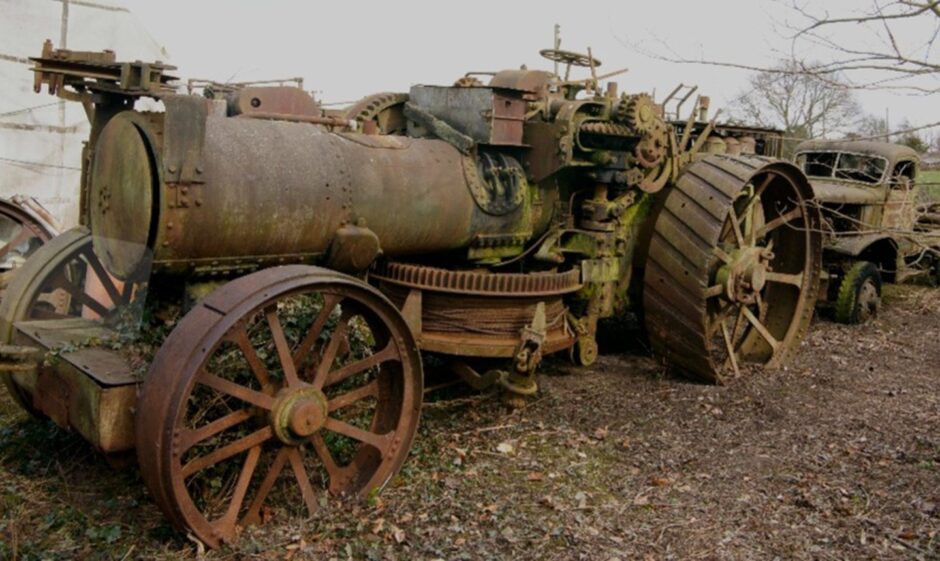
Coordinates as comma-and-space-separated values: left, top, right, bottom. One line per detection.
795, 140, 940, 323
0, 43, 823, 547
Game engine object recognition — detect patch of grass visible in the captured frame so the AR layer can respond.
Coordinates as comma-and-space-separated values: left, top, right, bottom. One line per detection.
921, 169, 940, 201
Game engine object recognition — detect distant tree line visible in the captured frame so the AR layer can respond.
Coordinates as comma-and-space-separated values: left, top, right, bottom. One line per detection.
727, 61, 938, 156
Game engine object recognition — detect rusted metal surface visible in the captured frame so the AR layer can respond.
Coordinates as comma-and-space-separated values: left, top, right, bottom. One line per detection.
375, 262, 580, 358
794, 139, 940, 312
31, 39, 176, 98
136, 265, 422, 548
344, 92, 409, 135
372, 261, 581, 297
0, 228, 145, 440
0, 196, 59, 296
643, 155, 822, 382
86, 99, 536, 276
238, 112, 353, 128
408, 86, 527, 146
1, 43, 839, 548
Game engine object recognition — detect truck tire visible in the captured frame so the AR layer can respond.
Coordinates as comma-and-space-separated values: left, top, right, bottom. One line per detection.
834, 261, 882, 324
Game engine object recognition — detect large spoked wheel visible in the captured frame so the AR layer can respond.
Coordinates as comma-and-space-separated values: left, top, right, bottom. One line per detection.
0, 227, 146, 415
644, 156, 821, 383
136, 265, 422, 548
0, 197, 58, 298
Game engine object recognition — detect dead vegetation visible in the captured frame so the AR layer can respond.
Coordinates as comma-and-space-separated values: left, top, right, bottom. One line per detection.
1, 285, 938, 560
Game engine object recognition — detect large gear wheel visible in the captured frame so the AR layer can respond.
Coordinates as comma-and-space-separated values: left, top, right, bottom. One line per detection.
344, 92, 409, 135
643, 155, 822, 383
634, 123, 669, 169
616, 93, 658, 135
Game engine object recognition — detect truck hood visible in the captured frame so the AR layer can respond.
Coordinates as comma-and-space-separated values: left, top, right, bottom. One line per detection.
808, 180, 883, 205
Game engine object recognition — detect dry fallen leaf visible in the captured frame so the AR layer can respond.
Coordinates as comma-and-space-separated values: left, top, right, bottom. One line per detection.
527, 471, 545, 482
593, 426, 609, 440
496, 441, 515, 454
390, 525, 406, 544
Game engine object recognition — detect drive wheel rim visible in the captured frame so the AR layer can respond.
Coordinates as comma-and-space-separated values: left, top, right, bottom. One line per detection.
136, 266, 422, 548
644, 157, 821, 383
0, 199, 57, 296
705, 168, 816, 377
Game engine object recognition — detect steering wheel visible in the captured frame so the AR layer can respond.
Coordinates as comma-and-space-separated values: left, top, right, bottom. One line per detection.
539, 49, 601, 68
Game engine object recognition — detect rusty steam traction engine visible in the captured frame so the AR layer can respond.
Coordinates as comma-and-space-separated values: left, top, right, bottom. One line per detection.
0, 43, 821, 546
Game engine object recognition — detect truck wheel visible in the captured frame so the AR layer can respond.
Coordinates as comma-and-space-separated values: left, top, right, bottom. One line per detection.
834, 261, 882, 324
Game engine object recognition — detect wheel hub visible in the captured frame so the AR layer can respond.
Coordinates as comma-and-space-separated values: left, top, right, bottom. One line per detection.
718, 246, 775, 304
856, 279, 880, 322
271, 385, 329, 445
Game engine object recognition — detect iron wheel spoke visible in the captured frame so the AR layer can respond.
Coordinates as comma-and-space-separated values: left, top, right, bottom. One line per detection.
180, 408, 254, 453
226, 323, 272, 388
181, 427, 273, 478
292, 293, 342, 366
287, 449, 319, 517
756, 207, 802, 238
741, 305, 779, 352
310, 433, 343, 492
720, 321, 741, 378
311, 311, 352, 390
0, 227, 34, 260
765, 271, 804, 287
323, 418, 391, 453
324, 342, 398, 388
328, 379, 379, 413
199, 370, 275, 410
704, 284, 725, 299
81, 247, 123, 307
266, 307, 301, 387
54, 276, 111, 317
241, 447, 291, 527
217, 445, 262, 530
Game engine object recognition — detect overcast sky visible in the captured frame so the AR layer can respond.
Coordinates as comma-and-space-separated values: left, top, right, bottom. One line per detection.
121, 0, 938, 131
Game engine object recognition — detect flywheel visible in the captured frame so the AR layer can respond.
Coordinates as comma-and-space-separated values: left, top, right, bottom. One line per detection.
643, 155, 821, 383
345, 92, 408, 135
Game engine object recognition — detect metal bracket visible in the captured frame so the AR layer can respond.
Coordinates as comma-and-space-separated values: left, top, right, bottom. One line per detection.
163, 95, 208, 185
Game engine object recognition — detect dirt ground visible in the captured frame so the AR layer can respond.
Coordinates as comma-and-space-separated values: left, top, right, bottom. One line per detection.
1, 285, 938, 561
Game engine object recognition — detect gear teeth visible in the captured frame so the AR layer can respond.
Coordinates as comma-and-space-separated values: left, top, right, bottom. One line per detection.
616, 93, 658, 135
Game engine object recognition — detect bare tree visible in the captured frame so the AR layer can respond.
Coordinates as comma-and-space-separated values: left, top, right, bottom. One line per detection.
781, 0, 940, 93
638, 1, 940, 94
729, 60, 862, 140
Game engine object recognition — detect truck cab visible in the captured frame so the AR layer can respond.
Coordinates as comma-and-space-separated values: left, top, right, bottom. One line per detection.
794, 140, 927, 323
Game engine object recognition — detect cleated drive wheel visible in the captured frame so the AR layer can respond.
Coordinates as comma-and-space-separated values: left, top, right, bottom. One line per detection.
834, 261, 882, 324
643, 155, 822, 383
136, 265, 423, 548
0, 227, 146, 415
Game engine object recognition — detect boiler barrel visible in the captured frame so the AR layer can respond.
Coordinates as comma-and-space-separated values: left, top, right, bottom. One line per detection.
88, 108, 525, 277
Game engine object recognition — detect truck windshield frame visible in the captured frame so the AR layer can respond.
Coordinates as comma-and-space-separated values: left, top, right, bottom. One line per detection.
795, 151, 888, 186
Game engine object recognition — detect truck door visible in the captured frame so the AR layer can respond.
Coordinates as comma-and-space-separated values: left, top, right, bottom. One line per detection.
883, 159, 917, 231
